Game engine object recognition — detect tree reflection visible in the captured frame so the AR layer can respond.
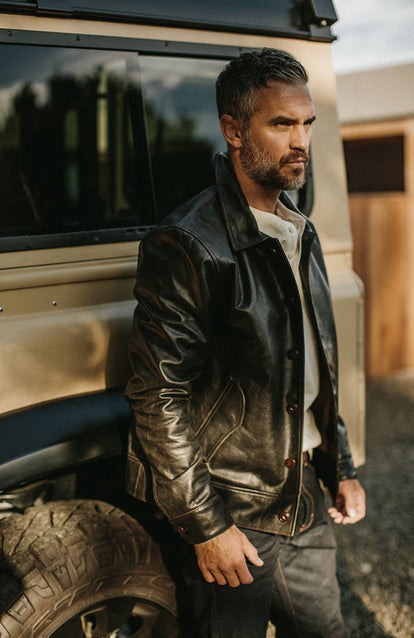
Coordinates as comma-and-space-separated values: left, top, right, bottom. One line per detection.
0, 50, 217, 240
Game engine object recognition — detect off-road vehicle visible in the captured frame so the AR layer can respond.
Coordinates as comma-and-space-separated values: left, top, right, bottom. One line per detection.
0, 2, 365, 636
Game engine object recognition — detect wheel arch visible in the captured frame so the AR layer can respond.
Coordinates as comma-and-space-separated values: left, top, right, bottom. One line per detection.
0, 390, 130, 493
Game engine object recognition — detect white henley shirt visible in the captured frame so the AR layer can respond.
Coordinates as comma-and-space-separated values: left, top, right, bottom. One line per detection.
250, 201, 322, 453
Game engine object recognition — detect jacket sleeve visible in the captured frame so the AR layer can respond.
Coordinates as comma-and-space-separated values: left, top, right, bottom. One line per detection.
125, 227, 234, 544
306, 222, 358, 486
337, 415, 358, 481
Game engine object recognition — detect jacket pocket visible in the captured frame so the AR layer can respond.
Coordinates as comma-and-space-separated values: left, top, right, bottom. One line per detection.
195, 378, 245, 462
125, 451, 154, 504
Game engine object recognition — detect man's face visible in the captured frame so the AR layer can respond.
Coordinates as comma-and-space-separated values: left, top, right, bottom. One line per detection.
239, 80, 315, 191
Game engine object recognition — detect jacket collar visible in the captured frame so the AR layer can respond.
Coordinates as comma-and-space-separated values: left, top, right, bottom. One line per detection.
214, 152, 315, 252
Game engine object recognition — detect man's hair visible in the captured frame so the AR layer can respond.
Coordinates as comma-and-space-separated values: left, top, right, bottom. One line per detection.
216, 48, 308, 129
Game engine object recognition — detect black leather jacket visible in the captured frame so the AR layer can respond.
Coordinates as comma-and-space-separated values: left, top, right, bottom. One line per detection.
125, 153, 357, 544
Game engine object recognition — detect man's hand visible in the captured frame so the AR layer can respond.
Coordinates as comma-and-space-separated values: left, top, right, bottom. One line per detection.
328, 478, 366, 525
194, 524, 263, 587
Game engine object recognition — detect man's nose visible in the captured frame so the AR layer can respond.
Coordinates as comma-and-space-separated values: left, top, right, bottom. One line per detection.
290, 125, 310, 151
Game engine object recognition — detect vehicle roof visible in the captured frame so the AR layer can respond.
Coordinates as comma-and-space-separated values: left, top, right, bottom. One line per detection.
0, 0, 337, 41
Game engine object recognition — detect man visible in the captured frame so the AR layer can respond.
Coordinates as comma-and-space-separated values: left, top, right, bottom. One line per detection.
125, 48, 365, 637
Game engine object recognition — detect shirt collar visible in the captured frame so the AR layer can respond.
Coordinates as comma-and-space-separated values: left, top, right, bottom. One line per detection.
214, 152, 315, 251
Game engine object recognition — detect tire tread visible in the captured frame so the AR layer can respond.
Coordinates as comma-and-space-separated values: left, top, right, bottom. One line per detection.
0, 500, 176, 638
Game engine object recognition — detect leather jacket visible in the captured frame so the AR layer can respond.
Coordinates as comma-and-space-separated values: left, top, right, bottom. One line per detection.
125, 152, 357, 544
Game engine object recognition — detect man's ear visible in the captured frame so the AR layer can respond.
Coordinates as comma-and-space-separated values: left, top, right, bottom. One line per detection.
220, 114, 243, 149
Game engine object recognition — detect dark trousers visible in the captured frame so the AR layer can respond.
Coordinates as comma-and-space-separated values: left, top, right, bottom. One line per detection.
180, 462, 345, 638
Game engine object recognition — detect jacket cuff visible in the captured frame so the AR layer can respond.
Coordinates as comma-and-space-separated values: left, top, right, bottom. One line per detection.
169, 494, 234, 544
337, 416, 358, 481
337, 458, 358, 482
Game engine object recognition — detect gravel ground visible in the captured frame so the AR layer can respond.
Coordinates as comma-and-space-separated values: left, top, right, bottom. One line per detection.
335, 370, 414, 638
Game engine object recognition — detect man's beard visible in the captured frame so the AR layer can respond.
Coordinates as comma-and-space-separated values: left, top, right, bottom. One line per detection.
240, 132, 309, 191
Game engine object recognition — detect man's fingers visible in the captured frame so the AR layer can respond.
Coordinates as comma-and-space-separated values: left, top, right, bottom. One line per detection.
235, 564, 254, 585
201, 563, 243, 587
328, 506, 343, 523
211, 558, 252, 587
242, 537, 264, 567
194, 525, 262, 586
329, 479, 366, 525
199, 567, 216, 583
328, 509, 345, 524
210, 569, 228, 586
200, 564, 228, 586
222, 567, 243, 588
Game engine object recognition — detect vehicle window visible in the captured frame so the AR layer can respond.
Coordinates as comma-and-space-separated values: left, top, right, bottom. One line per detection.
0, 43, 313, 250
140, 56, 226, 219
0, 45, 154, 243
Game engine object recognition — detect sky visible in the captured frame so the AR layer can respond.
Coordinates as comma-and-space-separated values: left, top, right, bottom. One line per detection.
331, 0, 414, 74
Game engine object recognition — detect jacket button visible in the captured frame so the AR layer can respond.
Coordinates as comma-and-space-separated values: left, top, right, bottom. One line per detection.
176, 526, 186, 535
287, 348, 299, 360
284, 457, 297, 469
286, 403, 299, 415
278, 511, 291, 523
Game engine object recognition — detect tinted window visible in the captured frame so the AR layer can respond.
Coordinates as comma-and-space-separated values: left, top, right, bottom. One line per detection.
0, 46, 156, 242
0, 45, 227, 248
140, 56, 225, 218
0, 42, 313, 251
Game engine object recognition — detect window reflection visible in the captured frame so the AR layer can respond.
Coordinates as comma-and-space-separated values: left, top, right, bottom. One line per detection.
140, 56, 226, 218
0, 46, 149, 240
0, 43, 311, 249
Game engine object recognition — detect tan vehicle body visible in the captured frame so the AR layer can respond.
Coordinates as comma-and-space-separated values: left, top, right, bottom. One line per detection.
0, 6, 365, 636
0, 13, 365, 465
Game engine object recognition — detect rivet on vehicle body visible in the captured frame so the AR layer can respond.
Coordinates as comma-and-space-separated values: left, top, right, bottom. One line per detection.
0, 307, 3, 312
52, 300, 58, 306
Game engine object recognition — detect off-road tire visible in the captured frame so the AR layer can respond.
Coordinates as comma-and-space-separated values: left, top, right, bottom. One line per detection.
0, 500, 177, 637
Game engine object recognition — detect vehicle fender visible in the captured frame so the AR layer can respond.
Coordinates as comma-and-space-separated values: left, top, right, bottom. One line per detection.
0, 390, 131, 491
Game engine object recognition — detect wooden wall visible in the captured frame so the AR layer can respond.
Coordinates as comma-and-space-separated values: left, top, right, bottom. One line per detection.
349, 193, 414, 377
343, 118, 414, 377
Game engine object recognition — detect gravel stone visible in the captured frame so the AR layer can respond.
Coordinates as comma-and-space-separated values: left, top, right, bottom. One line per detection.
335, 370, 414, 638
